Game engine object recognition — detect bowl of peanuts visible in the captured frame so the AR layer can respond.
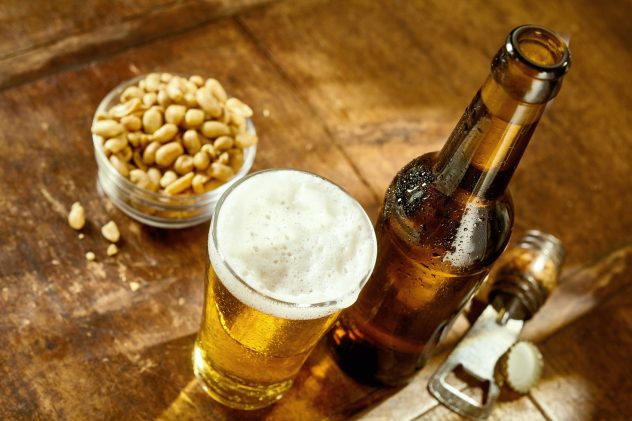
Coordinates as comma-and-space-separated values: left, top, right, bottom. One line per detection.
91, 73, 257, 228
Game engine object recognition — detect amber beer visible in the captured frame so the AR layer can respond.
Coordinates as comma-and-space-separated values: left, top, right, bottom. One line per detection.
193, 169, 377, 409
329, 25, 571, 386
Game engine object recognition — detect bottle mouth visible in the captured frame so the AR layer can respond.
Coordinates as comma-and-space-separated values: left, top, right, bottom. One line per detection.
508, 25, 571, 78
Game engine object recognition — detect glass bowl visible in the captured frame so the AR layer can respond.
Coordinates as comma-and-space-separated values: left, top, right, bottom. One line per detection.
92, 75, 257, 229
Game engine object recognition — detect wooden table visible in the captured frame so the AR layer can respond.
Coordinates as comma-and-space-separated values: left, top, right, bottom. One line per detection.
1, 0, 630, 419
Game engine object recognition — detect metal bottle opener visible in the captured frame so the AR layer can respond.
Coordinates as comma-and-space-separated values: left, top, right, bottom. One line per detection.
428, 230, 564, 420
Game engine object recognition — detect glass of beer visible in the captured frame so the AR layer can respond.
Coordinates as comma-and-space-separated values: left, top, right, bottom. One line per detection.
193, 168, 377, 410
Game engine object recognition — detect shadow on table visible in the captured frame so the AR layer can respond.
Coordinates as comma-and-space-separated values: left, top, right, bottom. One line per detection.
154, 338, 400, 421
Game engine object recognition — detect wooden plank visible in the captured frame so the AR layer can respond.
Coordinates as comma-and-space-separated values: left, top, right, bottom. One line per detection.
239, 0, 632, 269
0, 0, 274, 89
240, 0, 462, 198
0, 0, 172, 57
411, 396, 546, 421
0, 16, 375, 419
531, 283, 632, 420
0, 0, 630, 419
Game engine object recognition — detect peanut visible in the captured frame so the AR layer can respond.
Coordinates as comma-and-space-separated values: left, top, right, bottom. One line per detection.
205, 79, 227, 103
121, 86, 144, 101
201, 144, 216, 158
160, 170, 178, 188
142, 141, 161, 165
192, 174, 209, 194
167, 83, 184, 102
121, 115, 142, 131
110, 98, 142, 118
173, 155, 194, 175
130, 169, 151, 189
106, 244, 119, 257
104, 135, 128, 154
101, 221, 120, 243
184, 108, 204, 128
143, 92, 157, 107
127, 132, 141, 147
217, 151, 230, 165
201, 121, 230, 138
67, 202, 86, 230
116, 146, 132, 162
183, 80, 197, 94
196, 87, 222, 117
132, 149, 147, 171
92, 120, 125, 138
190, 75, 204, 87
235, 132, 257, 148
165, 105, 186, 125
226, 97, 253, 118
209, 163, 234, 181
147, 167, 162, 187
228, 148, 244, 172
142, 107, 163, 134
85, 251, 96, 261
145, 74, 161, 92
193, 150, 210, 170
214, 136, 234, 151
155, 142, 183, 167
184, 92, 198, 108
151, 123, 178, 143
157, 89, 170, 107
95, 111, 110, 121
227, 111, 246, 133
164, 172, 194, 195
182, 130, 201, 155
138, 133, 149, 149
109, 154, 129, 176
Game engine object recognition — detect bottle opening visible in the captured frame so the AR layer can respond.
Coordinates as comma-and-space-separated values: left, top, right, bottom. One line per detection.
510, 25, 570, 74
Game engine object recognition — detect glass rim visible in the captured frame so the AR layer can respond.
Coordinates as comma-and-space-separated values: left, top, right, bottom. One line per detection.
507, 24, 571, 78
209, 168, 378, 311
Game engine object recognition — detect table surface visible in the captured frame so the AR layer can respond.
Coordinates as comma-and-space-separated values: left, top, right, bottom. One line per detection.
1, 0, 631, 420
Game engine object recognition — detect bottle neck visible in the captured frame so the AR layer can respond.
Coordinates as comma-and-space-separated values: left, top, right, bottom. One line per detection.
433, 25, 570, 201
433, 75, 546, 200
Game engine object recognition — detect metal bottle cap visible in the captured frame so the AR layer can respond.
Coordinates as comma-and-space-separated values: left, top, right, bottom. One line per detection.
495, 340, 543, 394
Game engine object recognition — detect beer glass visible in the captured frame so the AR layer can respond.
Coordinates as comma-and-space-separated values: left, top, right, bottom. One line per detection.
193, 169, 377, 410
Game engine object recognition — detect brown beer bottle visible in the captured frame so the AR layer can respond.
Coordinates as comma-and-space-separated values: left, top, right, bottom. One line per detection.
329, 25, 571, 386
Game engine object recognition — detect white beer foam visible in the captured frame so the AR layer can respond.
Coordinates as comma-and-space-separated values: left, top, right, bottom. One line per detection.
209, 169, 377, 320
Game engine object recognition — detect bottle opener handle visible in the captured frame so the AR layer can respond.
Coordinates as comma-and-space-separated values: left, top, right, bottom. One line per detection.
428, 306, 523, 420
428, 360, 500, 420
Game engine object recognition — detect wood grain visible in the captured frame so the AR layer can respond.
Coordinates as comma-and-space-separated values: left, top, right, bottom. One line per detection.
0, 0, 274, 89
0, 0, 631, 419
532, 282, 632, 420
412, 396, 546, 421
240, 0, 632, 269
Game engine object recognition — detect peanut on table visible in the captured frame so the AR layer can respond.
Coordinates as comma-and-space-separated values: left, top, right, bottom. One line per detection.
91, 73, 258, 196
